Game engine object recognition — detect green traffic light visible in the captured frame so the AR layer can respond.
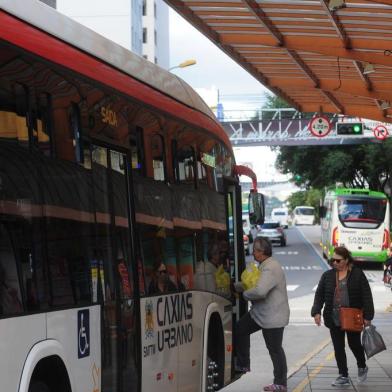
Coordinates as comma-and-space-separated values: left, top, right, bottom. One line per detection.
353, 124, 361, 133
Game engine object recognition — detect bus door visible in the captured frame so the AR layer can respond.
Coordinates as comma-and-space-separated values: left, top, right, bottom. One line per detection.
91, 145, 139, 392
225, 183, 246, 321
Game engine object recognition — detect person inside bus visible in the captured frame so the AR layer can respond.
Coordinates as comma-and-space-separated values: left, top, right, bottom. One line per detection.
311, 246, 374, 387
194, 242, 220, 292
148, 262, 177, 295
194, 241, 232, 297
234, 237, 289, 392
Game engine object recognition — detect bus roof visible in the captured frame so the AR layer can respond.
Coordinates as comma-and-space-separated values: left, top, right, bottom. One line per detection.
327, 188, 387, 199
0, 0, 230, 148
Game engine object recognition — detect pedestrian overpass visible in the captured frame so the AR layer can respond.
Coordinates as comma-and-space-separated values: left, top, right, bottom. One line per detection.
220, 108, 389, 146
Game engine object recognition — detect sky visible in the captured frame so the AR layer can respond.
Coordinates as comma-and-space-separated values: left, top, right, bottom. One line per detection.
168, 9, 288, 183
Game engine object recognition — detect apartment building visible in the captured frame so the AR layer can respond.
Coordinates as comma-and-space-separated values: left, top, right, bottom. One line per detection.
57, 0, 144, 56
56, 0, 169, 69
142, 0, 169, 69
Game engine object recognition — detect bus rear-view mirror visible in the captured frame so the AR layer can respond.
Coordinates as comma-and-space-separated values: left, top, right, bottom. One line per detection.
248, 191, 265, 226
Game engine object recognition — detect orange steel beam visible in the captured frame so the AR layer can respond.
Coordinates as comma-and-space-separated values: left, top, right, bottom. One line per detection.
286, 49, 319, 87
223, 35, 392, 67
240, 0, 347, 111
321, 90, 344, 113
351, 60, 390, 116
165, 0, 302, 110
352, 61, 372, 91
319, 0, 350, 49
241, 0, 283, 45
375, 99, 388, 117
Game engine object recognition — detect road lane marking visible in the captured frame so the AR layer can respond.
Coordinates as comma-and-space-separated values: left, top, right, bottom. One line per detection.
275, 251, 299, 255
287, 285, 299, 291
292, 349, 335, 392
295, 227, 330, 271
282, 265, 322, 270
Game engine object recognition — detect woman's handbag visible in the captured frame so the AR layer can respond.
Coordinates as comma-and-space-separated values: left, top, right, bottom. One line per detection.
339, 307, 364, 332
362, 325, 386, 358
335, 273, 364, 332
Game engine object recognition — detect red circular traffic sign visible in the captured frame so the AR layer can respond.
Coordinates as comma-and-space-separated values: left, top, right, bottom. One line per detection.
373, 125, 389, 140
308, 116, 332, 138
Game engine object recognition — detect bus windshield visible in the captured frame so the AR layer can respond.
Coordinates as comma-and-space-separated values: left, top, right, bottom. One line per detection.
338, 197, 387, 228
295, 208, 314, 215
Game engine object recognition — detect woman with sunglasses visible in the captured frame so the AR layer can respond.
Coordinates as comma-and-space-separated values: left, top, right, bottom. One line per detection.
311, 246, 374, 387
148, 262, 177, 295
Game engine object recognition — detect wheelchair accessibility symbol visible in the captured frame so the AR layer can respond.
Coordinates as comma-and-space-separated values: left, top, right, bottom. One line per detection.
78, 309, 90, 358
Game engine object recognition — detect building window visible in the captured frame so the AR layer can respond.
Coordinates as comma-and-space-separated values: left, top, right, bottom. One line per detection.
154, 30, 157, 46
154, 57, 158, 64
154, 2, 157, 18
143, 55, 148, 60
143, 28, 147, 44
143, 0, 147, 16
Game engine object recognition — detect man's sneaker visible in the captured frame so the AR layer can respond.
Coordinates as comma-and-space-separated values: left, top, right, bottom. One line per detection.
358, 366, 368, 383
331, 376, 350, 387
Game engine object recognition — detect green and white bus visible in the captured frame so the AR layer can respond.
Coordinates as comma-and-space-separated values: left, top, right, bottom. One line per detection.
320, 188, 390, 263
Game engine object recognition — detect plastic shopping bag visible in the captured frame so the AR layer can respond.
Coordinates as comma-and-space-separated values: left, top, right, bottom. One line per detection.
215, 265, 231, 295
241, 262, 261, 291
362, 325, 386, 359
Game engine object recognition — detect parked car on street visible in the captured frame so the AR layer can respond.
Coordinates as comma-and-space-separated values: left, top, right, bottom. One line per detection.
257, 221, 287, 246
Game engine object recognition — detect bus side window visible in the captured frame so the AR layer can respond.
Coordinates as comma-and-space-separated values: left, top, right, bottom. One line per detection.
151, 133, 166, 181
130, 126, 145, 176
174, 145, 197, 186
175, 234, 195, 290
0, 224, 23, 316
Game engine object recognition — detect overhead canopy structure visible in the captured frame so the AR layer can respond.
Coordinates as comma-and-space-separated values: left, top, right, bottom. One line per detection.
166, 0, 392, 122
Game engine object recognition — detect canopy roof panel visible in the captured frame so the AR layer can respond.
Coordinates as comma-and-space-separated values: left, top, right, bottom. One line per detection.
166, 0, 392, 122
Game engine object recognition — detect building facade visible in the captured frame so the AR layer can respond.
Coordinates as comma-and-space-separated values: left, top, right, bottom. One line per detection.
56, 0, 169, 68
57, 0, 143, 55
142, 0, 169, 68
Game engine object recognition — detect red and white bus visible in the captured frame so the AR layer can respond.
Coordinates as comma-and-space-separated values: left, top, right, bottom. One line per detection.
0, 1, 264, 391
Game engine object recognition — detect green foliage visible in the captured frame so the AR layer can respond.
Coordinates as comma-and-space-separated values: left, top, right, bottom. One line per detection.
287, 188, 323, 222
263, 94, 292, 109
276, 139, 392, 194
287, 191, 307, 211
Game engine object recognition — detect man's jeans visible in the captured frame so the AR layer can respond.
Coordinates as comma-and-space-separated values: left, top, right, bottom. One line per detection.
235, 312, 288, 386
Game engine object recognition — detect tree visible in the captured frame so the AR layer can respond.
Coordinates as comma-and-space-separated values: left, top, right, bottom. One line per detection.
276, 140, 392, 194
287, 188, 323, 222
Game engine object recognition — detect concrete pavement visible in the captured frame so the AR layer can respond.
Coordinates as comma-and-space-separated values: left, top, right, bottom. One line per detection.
223, 226, 392, 391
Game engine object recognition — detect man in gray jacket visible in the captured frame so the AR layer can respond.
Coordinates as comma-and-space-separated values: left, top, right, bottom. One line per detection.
235, 237, 290, 392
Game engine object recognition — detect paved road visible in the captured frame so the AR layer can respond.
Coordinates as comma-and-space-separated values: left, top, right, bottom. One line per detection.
223, 225, 392, 392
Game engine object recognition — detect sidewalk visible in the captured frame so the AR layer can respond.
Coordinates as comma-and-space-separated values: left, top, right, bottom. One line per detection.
287, 312, 392, 392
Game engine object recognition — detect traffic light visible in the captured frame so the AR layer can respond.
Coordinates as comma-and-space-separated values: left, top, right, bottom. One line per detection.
336, 122, 363, 135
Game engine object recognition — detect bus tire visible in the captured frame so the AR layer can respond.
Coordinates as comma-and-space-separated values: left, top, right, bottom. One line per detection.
28, 381, 50, 392
205, 313, 224, 391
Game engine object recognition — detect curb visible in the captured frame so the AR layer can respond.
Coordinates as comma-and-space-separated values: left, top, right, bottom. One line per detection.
287, 337, 331, 378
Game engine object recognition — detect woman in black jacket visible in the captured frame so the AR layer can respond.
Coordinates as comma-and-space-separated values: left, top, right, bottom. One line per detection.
311, 246, 374, 387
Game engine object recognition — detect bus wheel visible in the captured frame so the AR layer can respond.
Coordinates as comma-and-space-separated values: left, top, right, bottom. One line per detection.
29, 381, 50, 392
205, 357, 219, 392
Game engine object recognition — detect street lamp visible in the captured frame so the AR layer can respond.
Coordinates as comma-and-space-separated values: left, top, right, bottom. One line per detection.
169, 59, 196, 71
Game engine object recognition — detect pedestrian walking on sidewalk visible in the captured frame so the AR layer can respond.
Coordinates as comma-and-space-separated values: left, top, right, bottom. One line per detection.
311, 246, 374, 387
234, 237, 290, 392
